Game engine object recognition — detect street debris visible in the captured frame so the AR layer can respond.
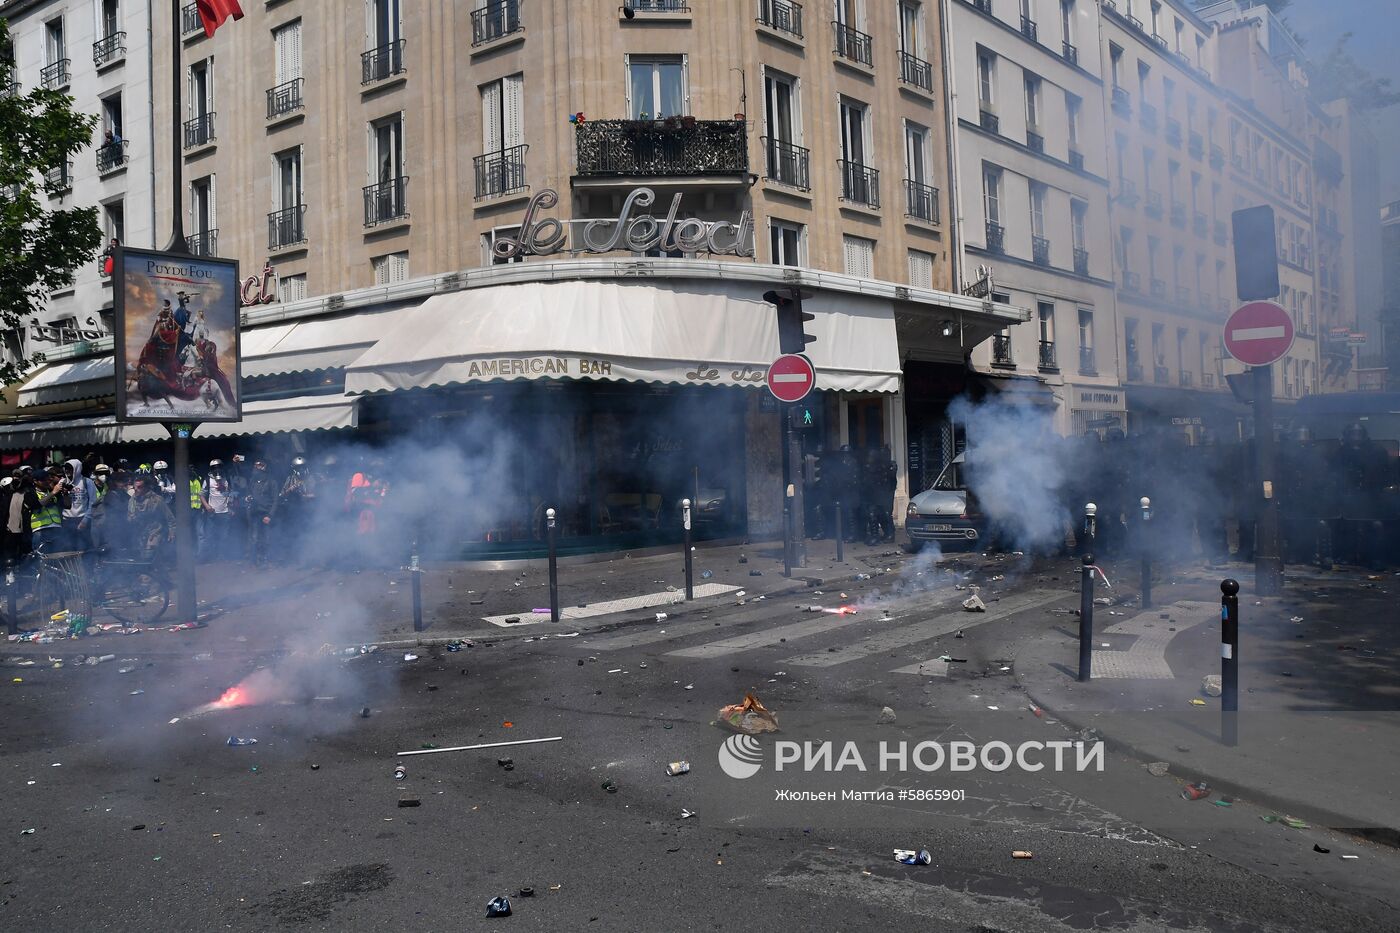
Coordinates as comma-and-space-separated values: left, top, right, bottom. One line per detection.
518, 887, 534, 898
1012, 851, 1034, 860
1283, 816, 1309, 829
394, 765, 406, 781
961, 593, 986, 612
894, 848, 932, 865
1201, 674, 1222, 697
485, 895, 512, 917
680, 809, 697, 819
878, 706, 897, 724
1188, 698, 1207, 707
1341, 855, 1360, 860
403, 653, 418, 661
1181, 782, 1210, 801
1212, 797, 1233, 808
396, 736, 563, 757
655, 613, 668, 622
226, 737, 258, 747
718, 692, 779, 735
1146, 761, 1170, 777
666, 761, 691, 776
1313, 844, 1330, 853
601, 779, 618, 793
397, 798, 421, 807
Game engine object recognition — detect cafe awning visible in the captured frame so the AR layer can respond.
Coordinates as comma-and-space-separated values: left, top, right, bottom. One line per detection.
241, 309, 411, 378
16, 357, 115, 408
0, 416, 164, 451
344, 280, 903, 396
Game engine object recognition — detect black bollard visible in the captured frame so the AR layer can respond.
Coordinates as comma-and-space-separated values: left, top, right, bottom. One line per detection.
682, 498, 694, 601
834, 499, 844, 563
1078, 553, 1095, 682
546, 508, 559, 623
1139, 496, 1152, 609
4, 558, 15, 636
1220, 578, 1239, 747
1082, 502, 1098, 558
409, 540, 424, 633
1315, 520, 1332, 571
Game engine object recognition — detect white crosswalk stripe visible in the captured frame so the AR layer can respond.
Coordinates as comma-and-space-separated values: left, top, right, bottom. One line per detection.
482, 583, 738, 627
664, 612, 869, 659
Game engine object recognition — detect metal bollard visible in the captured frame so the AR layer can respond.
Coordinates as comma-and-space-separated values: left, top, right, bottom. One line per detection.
682, 499, 694, 601
546, 508, 559, 623
1078, 553, 1095, 682
4, 559, 15, 636
782, 492, 794, 579
834, 499, 844, 564
1139, 497, 1152, 609
1315, 519, 1332, 571
1220, 578, 1239, 747
409, 541, 424, 633
1082, 502, 1098, 558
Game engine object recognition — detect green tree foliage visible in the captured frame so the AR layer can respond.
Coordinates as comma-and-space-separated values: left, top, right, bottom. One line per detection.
0, 20, 103, 388
1310, 32, 1400, 113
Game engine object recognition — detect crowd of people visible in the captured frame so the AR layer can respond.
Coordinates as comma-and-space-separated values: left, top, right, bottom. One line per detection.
802, 445, 901, 545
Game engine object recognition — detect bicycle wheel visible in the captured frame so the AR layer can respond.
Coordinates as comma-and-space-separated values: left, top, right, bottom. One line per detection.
102, 568, 172, 626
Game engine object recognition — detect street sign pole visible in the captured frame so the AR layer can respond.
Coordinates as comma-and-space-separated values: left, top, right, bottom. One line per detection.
787, 403, 806, 569
1252, 365, 1283, 595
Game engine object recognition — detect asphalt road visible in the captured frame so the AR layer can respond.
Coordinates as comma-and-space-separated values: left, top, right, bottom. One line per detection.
2, 557, 1397, 932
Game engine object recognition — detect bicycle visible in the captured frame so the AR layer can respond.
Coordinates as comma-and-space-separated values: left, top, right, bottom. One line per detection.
92, 552, 173, 626
5, 548, 172, 632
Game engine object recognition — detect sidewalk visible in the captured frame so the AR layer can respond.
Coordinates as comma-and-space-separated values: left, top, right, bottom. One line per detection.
1015, 561, 1400, 833
4, 536, 923, 658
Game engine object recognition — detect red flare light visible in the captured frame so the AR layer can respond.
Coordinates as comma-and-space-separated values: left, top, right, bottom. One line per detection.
822, 605, 858, 615
214, 685, 249, 709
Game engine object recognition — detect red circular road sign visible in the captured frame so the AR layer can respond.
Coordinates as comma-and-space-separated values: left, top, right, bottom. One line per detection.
766, 353, 816, 404
1224, 300, 1295, 367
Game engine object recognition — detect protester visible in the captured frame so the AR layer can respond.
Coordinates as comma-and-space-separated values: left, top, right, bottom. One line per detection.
245, 458, 278, 568
90, 471, 133, 556
60, 458, 98, 552
200, 459, 236, 560
27, 469, 65, 555
278, 455, 316, 560
127, 473, 174, 560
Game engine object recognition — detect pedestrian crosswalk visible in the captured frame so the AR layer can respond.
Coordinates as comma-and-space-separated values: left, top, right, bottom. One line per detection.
576, 587, 1072, 676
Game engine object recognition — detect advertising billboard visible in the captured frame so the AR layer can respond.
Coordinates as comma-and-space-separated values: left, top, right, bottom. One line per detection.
114, 247, 241, 423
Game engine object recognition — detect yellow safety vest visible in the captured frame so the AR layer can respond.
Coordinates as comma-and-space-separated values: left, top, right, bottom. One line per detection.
30, 498, 61, 531
190, 478, 203, 510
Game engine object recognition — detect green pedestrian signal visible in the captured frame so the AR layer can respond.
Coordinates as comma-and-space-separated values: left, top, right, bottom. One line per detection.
802, 409, 814, 426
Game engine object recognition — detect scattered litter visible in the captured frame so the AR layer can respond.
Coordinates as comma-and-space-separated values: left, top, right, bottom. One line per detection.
666, 761, 691, 776
1260, 815, 1279, 824
531, 608, 550, 614
1341, 855, 1360, 860
403, 653, 418, 661
129, 690, 145, 696
655, 613, 668, 622
894, 848, 932, 865
961, 594, 986, 612
360, 707, 372, 718
1212, 798, 1233, 808
192, 652, 212, 661
226, 737, 258, 747
398, 798, 421, 807
1094, 597, 1112, 606
601, 779, 618, 793
878, 706, 897, 724
20, 828, 34, 835
607, 668, 623, 674
168, 717, 180, 724
1283, 816, 1309, 829
394, 765, 407, 781
1012, 851, 1033, 860
680, 809, 696, 819
718, 692, 780, 735
131, 824, 145, 831
485, 896, 512, 918
1290, 616, 1304, 623
518, 887, 534, 898
1201, 674, 1222, 697
1188, 698, 1207, 707
987, 705, 999, 711
1313, 844, 1330, 854
1181, 782, 1210, 801
749, 570, 762, 577
397, 736, 563, 757
701, 570, 713, 579
1146, 761, 1170, 777
1029, 705, 1043, 718
954, 629, 964, 639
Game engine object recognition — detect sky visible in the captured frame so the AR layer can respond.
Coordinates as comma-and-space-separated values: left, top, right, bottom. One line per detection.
1280, 0, 1400, 203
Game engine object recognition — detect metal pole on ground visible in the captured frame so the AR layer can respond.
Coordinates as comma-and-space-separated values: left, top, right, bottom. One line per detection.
834, 499, 844, 564
1221, 578, 1239, 747
1139, 496, 1152, 609
409, 538, 423, 633
682, 498, 693, 600
546, 508, 559, 623
170, 426, 197, 624
4, 559, 15, 636
1078, 553, 1094, 682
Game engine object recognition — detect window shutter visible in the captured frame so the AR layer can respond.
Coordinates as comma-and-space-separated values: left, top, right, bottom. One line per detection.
481, 80, 503, 154
843, 236, 873, 278
503, 74, 524, 149
908, 250, 933, 289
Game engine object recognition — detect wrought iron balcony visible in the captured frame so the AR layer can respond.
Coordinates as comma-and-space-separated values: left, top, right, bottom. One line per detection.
1127, 361, 1144, 382
628, 0, 689, 9
40, 59, 69, 90
185, 229, 218, 257
899, 51, 932, 91
1202, 372, 1215, 388
267, 78, 304, 119
1079, 345, 1096, 374
96, 139, 128, 173
1193, 211, 1208, 237
1164, 117, 1182, 146
93, 32, 126, 67
1062, 41, 1077, 65
1, 82, 18, 100
364, 176, 409, 225
757, 0, 803, 36
992, 334, 1013, 365
1179, 370, 1193, 387
472, 0, 521, 45
1020, 16, 1037, 40
1150, 277, 1166, 298
1154, 364, 1169, 384
575, 119, 748, 178
1188, 131, 1204, 159
1032, 235, 1050, 266
268, 205, 307, 250
833, 22, 872, 66
904, 179, 939, 223
969, 0, 991, 12
839, 159, 879, 208
1170, 202, 1186, 227
474, 144, 528, 199
1139, 101, 1157, 131
1117, 178, 1139, 205
181, 3, 203, 37
1123, 271, 1141, 292
1111, 86, 1131, 116
763, 137, 810, 190
1069, 149, 1085, 171
183, 112, 215, 149
1210, 144, 1225, 169
979, 109, 999, 133
985, 220, 1005, 253
1038, 340, 1057, 370
1073, 247, 1089, 275
1145, 189, 1163, 217
362, 39, 405, 84
44, 162, 72, 192
1026, 130, 1044, 153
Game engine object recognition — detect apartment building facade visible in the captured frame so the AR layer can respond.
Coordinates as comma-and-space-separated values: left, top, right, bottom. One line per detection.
0, 0, 156, 362
948, 0, 1123, 438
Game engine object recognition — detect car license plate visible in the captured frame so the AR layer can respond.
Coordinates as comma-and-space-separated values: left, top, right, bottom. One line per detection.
930, 524, 952, 532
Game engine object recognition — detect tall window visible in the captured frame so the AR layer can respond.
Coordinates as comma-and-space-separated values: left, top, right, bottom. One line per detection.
1108, 44, 1123, 86
104, 200, 124, 243
977, 51, 995, 109
275, 147, 302, 212
983, 167, 1002, 225
1024, 75, 1041, 129
102, 94, 124, 140
839, 96, 868, 165
898, 0, 921, 56
1029, 183, 1046, 238
1071, 199, 1087, 252
1038, 301, 1055, 346
764, 70, 799, 145
834, 0, 861, 29
1061, 0, 1074, 45
842, 235, 874, 278
371, 0, 401, 50
189, 58, 212, 121
908, 250, 934, 289
904, 121, 928, 184
274, 20, 302, 86
481, 74, 523, 158
190, 176, 214, 236
45, 18, 65, 65
1078, 309, 1094, 353
101, 0, 119, 39
372, 114, 404, 185
770, 220, 804, 266
627, 55, 685, 119
1066, 93, 1081, 149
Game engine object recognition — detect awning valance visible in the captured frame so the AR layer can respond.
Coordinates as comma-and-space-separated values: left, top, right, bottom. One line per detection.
0, 416, 165, 451
344, 281, 903, 396
17, 357, 115, 407
241, 309, 411, 378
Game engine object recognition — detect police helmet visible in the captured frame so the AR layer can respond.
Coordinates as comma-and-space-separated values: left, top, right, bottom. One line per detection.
291, 456, 306, 468
153, 460, 169, 471
209, 459, 223, 468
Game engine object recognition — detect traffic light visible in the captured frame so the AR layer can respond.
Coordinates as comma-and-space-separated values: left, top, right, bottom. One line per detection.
803, 453, 822, 486
1232, 205, 1280, 301
764, 288, 816, 355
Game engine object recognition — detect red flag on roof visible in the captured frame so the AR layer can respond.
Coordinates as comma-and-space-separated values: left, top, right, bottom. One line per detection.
195, 0, 244, 38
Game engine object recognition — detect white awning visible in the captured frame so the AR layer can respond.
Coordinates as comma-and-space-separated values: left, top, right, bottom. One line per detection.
344, 280, 903, 395
16, 357, 115, 408
194, 395, 359, 438
241, 310, 410, 378
0, 416, 165, 451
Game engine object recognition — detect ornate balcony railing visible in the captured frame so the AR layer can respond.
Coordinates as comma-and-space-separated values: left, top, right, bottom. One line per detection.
1032, 235, 1050, 266
268, 205, 307, 250
838, 159, 879, 208
1164, 117, 1182, 146
1062, 41, 1077, 65
44, 162, 72, 192
40, 59, 69, 89
1188, 131, 1204, 159
992, 334, 1013, 365
96, 139, 128, 173
1193, 211, 1208, 237
1020, 15, 1037, 40
1179, 370, 1193, 387
181, 3, 203, 37
629, 0, 689, 9
1150, 277, 1167, 298
1069, 149, 1085, 170
474, 145, 528, 199
1170, 202, 1186, 227
1210, 144, 1225, 169
1154, 364, 1170, 384
93, 32, 126, 67
575, 119, 748, 177
1026, 130, 1044, 153
183, 112, 215, 149
1145, 189, 1163, 217
266, 78, 304, 119
472, 0, 521, 45
1139, 101, 1157, 132
185, 229, 218, 257
1073, 247, 1089, 275
833, 22, 872, 66
1117, 178, 1139, 205
899, 50, 932, 91
1123, 271, 1141, 292
904, 178, 938, 223
763, 136, 810, 190
364, 176, 409, 225
1079, 345, 1096, 374
1039, 340, 1057, 370
1111, 86, 1131, 115
757, 0, 803, 36
361, 39, 405, 84
979, 109, 999, 133
985, 220, 1005, 253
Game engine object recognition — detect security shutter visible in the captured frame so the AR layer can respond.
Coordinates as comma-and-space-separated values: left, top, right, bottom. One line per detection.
503, 74, 524, 149
908, 250, 933, 289
279, 274, 308, 302
481, 80, 503, 154
843, 235, 873, 278
275, 21, 302, 85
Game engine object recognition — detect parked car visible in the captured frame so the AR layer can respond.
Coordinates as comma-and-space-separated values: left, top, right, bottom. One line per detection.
905, 453, 983, 551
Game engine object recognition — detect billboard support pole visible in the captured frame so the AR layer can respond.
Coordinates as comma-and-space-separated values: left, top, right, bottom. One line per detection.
167, 424, 198, 624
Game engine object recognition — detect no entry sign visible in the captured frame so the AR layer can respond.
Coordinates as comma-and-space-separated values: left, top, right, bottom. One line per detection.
1224, 301, 1294, 367
766, 353, 816, 404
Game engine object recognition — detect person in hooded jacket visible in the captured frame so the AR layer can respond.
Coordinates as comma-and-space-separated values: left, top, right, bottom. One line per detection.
60, 458, 98, 552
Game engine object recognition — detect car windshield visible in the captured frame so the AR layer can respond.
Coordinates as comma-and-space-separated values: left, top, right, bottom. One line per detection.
933, 460, 964, 491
